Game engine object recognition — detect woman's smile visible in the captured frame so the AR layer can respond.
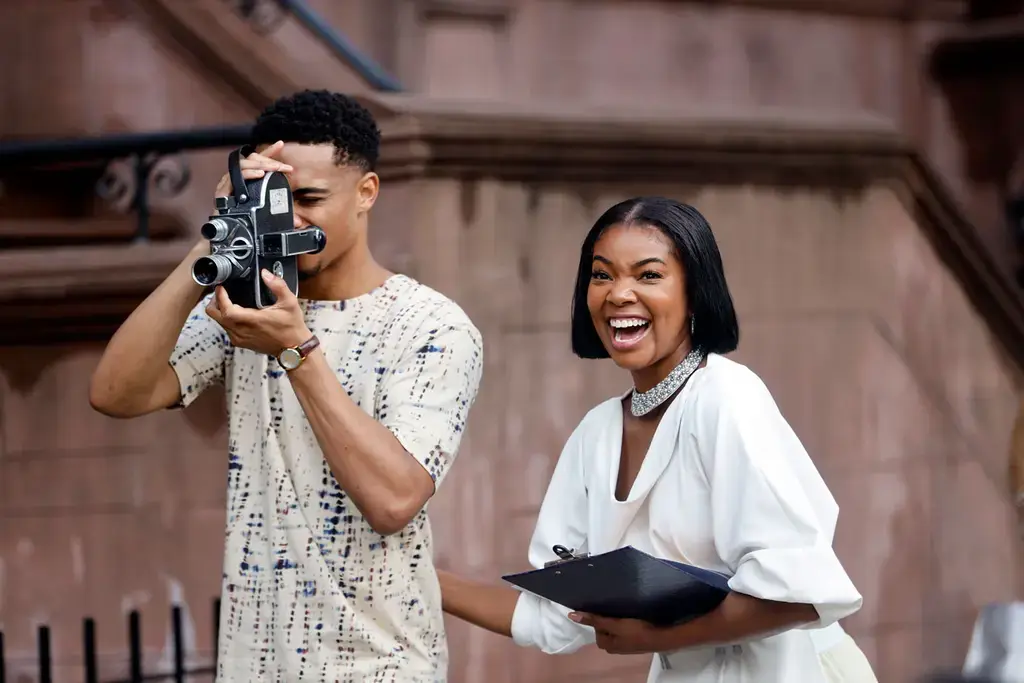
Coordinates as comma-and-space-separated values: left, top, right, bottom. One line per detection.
609, 316, 652, 351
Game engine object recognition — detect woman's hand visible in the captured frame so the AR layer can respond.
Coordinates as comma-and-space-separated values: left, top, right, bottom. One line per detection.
568, 612, 669, 655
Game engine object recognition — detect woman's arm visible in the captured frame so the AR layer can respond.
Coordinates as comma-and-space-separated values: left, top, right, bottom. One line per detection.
697, 366, 862, 629
437, 569, 520, 637
663, 593, 817, 649
570, 592, 818, 654
438, 414, 599, 654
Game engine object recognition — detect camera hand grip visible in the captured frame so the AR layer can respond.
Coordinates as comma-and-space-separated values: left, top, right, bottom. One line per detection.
227, 146, 253, 204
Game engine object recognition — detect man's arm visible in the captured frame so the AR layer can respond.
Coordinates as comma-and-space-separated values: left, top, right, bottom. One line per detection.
89, 240, 211, 417
286, 322, 484, 536
90, 144, 290, 418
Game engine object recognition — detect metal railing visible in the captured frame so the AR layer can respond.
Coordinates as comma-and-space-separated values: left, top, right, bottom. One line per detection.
0, 599, 220, 683
0, 125, 253, 242
229, 0, 403, 92
0, 0, 403, 243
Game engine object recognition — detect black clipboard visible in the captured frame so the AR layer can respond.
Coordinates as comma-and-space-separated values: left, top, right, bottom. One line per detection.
502, 545, 731, 627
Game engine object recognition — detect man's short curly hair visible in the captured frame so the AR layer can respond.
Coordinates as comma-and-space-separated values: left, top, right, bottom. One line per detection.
251, 90, 381, 172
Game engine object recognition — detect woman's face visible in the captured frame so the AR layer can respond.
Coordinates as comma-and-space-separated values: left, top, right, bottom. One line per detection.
586, 223, 690, 375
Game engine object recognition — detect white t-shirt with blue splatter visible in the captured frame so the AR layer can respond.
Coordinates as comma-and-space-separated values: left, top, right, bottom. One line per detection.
170, 274, 484, 682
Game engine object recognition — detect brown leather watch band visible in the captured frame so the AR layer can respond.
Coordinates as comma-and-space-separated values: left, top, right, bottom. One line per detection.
295, 334, 320, 359
278, 334, 321, 371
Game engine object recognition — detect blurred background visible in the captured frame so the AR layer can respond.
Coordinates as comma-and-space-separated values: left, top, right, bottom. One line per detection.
1, 0, 1023, 681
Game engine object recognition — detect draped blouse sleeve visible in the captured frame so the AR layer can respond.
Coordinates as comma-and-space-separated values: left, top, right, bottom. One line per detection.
509, 413, 598, 655
691, 364, 863, 629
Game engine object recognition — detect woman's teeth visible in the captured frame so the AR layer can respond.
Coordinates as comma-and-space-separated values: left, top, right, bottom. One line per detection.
610, 318, 650, 344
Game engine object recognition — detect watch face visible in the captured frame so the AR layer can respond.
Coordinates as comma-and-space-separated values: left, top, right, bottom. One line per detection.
279, 348, 302, 370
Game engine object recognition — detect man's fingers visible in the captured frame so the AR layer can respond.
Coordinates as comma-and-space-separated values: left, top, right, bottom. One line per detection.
242, 156, 293, 173
212, 141, 292, 199
214, 286, 237, 320
215, 286, 260, 326
256, 140, 284, 158
205, 296, 222, 324
243, 142, 293, 172
261, 269, 293, 304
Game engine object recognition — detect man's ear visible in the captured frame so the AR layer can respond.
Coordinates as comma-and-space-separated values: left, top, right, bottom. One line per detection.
356, 172, 380, 213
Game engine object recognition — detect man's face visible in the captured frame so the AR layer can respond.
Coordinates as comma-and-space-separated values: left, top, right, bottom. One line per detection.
259, 142, 379, 283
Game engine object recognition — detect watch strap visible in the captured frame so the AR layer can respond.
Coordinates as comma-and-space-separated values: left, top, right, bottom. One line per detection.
295, 334, 320, 359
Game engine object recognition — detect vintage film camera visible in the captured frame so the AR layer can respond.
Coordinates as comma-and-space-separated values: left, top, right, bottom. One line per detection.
191, 145, 326, 308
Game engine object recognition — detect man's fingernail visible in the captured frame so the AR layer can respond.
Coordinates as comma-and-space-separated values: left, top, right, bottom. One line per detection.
568, 613, 581, 622
261, 269, 272, 280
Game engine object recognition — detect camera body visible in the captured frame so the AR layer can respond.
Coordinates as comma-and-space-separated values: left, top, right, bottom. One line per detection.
191, 146, 326, 308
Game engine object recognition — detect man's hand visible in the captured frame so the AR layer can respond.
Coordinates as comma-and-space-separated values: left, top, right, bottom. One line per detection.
568, 612, 669, 655
214, 140, 293, 198
205, 269, 311, 356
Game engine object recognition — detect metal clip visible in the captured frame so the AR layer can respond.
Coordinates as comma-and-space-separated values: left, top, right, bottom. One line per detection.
543, 544, 590, 568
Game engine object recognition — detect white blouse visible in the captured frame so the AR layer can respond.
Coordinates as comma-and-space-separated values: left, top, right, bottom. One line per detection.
509, 353, 863, 683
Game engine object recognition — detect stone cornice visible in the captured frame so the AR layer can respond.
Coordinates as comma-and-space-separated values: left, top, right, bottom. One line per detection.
0, 239, 193, 345
370, 97, 907, 183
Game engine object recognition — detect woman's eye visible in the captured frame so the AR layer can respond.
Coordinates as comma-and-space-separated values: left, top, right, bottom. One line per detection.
590, 271, 611, 281
639, 271, 663, 280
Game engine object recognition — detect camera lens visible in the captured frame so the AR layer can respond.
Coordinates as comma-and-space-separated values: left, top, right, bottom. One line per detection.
192, 254, 233, 287
201, 218, 232, 241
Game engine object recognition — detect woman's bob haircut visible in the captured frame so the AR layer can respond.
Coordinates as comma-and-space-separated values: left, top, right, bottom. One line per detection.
570, 196, 740, 359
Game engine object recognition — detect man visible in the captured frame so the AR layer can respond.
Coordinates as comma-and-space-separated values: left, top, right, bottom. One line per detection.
89, 90, 484, 682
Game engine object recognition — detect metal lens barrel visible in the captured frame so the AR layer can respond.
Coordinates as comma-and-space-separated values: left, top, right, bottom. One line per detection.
200, 218, 232, 241
191, 254, 234, 287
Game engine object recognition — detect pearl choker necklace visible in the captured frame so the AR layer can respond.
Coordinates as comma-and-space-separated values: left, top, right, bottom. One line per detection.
630, 348, 705, 417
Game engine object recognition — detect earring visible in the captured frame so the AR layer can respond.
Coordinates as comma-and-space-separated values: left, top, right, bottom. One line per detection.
690, 315, 695, 336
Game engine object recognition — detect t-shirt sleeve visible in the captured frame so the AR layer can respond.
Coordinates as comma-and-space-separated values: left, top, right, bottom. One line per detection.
168, 294, 230, 408
376, 320, 484, 489
693, 366, 863, 629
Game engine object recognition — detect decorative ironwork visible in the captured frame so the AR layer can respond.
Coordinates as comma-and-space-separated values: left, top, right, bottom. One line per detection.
0, 599, 221, 683
226, 0, 289, 34
95, 153, 191, 241
223, 0, 404, 91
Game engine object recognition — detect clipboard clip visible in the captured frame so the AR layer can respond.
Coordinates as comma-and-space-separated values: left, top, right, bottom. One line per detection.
543, 544, 590, 568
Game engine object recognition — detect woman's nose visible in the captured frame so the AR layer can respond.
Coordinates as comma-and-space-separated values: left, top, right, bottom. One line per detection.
608, 283, 637, 305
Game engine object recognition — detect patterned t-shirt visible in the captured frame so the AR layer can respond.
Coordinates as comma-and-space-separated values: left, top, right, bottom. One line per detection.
169, 274, 484, 683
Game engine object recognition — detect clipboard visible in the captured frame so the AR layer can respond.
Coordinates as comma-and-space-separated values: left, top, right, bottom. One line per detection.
502, 545, 731, 627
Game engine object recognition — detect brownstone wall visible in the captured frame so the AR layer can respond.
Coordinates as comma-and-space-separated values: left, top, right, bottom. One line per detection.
2, 1, 1023, 682
3, 175, 1021, 682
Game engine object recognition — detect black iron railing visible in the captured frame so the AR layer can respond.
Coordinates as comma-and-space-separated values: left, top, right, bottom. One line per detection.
0, 125, 253, 242
0, 599, 220, 683
229, 0, 403, 92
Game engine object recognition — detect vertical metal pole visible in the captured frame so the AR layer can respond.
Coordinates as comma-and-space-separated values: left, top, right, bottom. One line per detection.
83, 618, 98, 683
128, 610, 142, 683
133, 154, 151, 242
172, 605, 185, 683
37, 626, 52, 683
0, 630, 6, 683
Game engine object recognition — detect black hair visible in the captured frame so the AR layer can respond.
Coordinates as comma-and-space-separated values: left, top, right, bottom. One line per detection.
570, 196, 740, 359
251, 89, 381, 172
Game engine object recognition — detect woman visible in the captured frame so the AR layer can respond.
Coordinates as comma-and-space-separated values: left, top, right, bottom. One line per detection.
439, 197, 877, 682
